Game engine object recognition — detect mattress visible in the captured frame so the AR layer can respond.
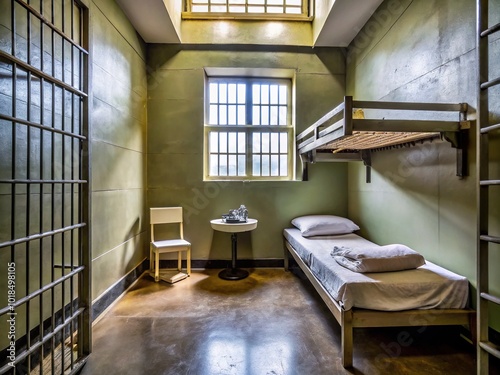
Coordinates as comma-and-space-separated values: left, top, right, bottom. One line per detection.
283, 228, 469, 311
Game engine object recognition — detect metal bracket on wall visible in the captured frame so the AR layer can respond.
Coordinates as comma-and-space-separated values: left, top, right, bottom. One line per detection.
443, 128, 469, 178
361, 150, 372, 183
300, 152, 314, 181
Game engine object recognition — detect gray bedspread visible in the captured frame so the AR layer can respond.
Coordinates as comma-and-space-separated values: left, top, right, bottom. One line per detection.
283, 228, 469, 311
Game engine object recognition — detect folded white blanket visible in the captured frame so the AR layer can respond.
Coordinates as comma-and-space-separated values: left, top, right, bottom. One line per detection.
331, 244, 425, 273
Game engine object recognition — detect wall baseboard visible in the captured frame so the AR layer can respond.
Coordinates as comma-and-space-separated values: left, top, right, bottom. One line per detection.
158, 258, 284, 269
92, 259, 149, 320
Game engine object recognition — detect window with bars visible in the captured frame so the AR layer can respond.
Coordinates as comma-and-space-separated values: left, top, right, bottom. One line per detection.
204, 78, 294, 181
185, 0, 308, 18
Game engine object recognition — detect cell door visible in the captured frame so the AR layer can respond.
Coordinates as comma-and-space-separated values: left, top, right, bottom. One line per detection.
0, 0, 91, 374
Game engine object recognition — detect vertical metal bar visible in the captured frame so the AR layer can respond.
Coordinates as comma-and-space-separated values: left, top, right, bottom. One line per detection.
26, 9, 33, 369
11, 0, 17, 253
9, 3, 18, 369
39, 0, 45, 371
60, 88, 67, 375
39, 136, 45, 374
50, 1, 56, 370
79, 0, 92, 358
70, 2, 76, 369
27, 0, 31, 65
26, 67, 32, 374
62, 0, 65, 36
477, 0, 490, 374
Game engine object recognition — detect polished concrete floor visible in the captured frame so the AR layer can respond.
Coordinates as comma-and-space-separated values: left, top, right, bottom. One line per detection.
80, 268, 499, 375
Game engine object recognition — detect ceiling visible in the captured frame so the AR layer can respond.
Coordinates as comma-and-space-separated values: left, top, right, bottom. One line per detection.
116, 0, 384, 47
315, 0, 384, 47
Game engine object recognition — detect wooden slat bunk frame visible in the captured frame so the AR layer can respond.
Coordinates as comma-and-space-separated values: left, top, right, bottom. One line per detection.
297, 96, 470, 182
283, 240, 476, 368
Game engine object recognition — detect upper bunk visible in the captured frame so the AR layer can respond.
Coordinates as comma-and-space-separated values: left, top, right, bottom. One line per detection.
296, 96, 470, 182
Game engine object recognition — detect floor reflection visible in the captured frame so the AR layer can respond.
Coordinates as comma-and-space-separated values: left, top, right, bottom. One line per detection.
204, 332, 293, 375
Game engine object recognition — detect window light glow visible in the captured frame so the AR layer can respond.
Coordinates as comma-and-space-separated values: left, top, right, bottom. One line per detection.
188, 0, 305, 16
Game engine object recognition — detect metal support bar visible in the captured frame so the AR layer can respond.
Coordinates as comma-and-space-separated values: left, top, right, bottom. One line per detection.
0, 223, 86, 249
480, 76, 500, 90
480, 180, 500, 186
361, 150, 371, 183
480, 21, 500, 37
300, 153, 309, 181
480, 292, 500, 305
0, 113, 87, 139
480, 122, 500, 133
455, 127, 468, 178
480, 235, 500, 244
0, 179, 87, 184
0, 267, 84, 315
479, 341, 500, 359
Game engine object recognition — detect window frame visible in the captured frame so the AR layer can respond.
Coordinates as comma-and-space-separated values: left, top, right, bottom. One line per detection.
183, 0, 311, 20
203, 76, 295, 181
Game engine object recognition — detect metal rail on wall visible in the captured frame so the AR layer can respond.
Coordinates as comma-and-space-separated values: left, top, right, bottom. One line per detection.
0, 0, 91, 374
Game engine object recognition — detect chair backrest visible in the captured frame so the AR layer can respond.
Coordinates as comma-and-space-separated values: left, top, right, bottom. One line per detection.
150, 207, 184, 242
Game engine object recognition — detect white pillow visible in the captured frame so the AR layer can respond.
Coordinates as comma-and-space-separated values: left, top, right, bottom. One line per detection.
331, 244, 426, 273
291, 215, 360, 237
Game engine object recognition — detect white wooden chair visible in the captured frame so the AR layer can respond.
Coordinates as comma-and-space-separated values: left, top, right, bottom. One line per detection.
150, 207, 191, 283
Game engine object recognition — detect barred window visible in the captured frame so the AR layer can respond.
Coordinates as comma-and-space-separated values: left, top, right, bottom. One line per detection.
204, 78, 294, 180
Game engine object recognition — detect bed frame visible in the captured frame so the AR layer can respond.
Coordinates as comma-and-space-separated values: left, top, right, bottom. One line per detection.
283, 239, 476, 368
297, 96, 470, 182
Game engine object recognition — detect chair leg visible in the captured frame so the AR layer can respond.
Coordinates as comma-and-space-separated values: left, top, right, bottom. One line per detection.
178, 251, 182, 272
155, 250, 160, 282
187, 247, 191, 276
149, 245, 153, 272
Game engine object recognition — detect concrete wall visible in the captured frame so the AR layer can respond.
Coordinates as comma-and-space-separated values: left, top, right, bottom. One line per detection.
146, 45, 347, 261
346, 0, 500, 329
89, 0, 148, 301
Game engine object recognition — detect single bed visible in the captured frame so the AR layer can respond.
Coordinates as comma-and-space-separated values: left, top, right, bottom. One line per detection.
283, 228, 475, 367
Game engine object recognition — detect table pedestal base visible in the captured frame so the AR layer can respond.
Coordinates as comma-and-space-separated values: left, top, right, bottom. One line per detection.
218, 232, 249, 280
218, 268, 249, 280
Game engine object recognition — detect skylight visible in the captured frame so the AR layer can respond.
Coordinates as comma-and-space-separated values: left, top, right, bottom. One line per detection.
184, 0, 309, 19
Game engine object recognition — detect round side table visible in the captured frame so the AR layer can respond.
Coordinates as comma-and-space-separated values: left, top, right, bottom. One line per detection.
210, 218, 258, 280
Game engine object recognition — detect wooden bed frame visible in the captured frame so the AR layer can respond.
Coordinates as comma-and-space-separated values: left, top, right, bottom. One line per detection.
296, 96, 470, 182
283, 239, 476, 368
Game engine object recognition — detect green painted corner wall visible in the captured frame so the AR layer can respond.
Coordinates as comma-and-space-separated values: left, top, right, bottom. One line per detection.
146, 45, 348, 261
346, 0, 500, 330
89, 0, 148, 301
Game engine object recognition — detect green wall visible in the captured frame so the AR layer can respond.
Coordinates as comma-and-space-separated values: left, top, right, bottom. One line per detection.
146, 45, 348, 261
89, 0, 148, 301
346, 0, 500, 330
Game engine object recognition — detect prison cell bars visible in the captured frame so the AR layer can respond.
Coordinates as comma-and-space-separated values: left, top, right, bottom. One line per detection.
0, 0, 90, 374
